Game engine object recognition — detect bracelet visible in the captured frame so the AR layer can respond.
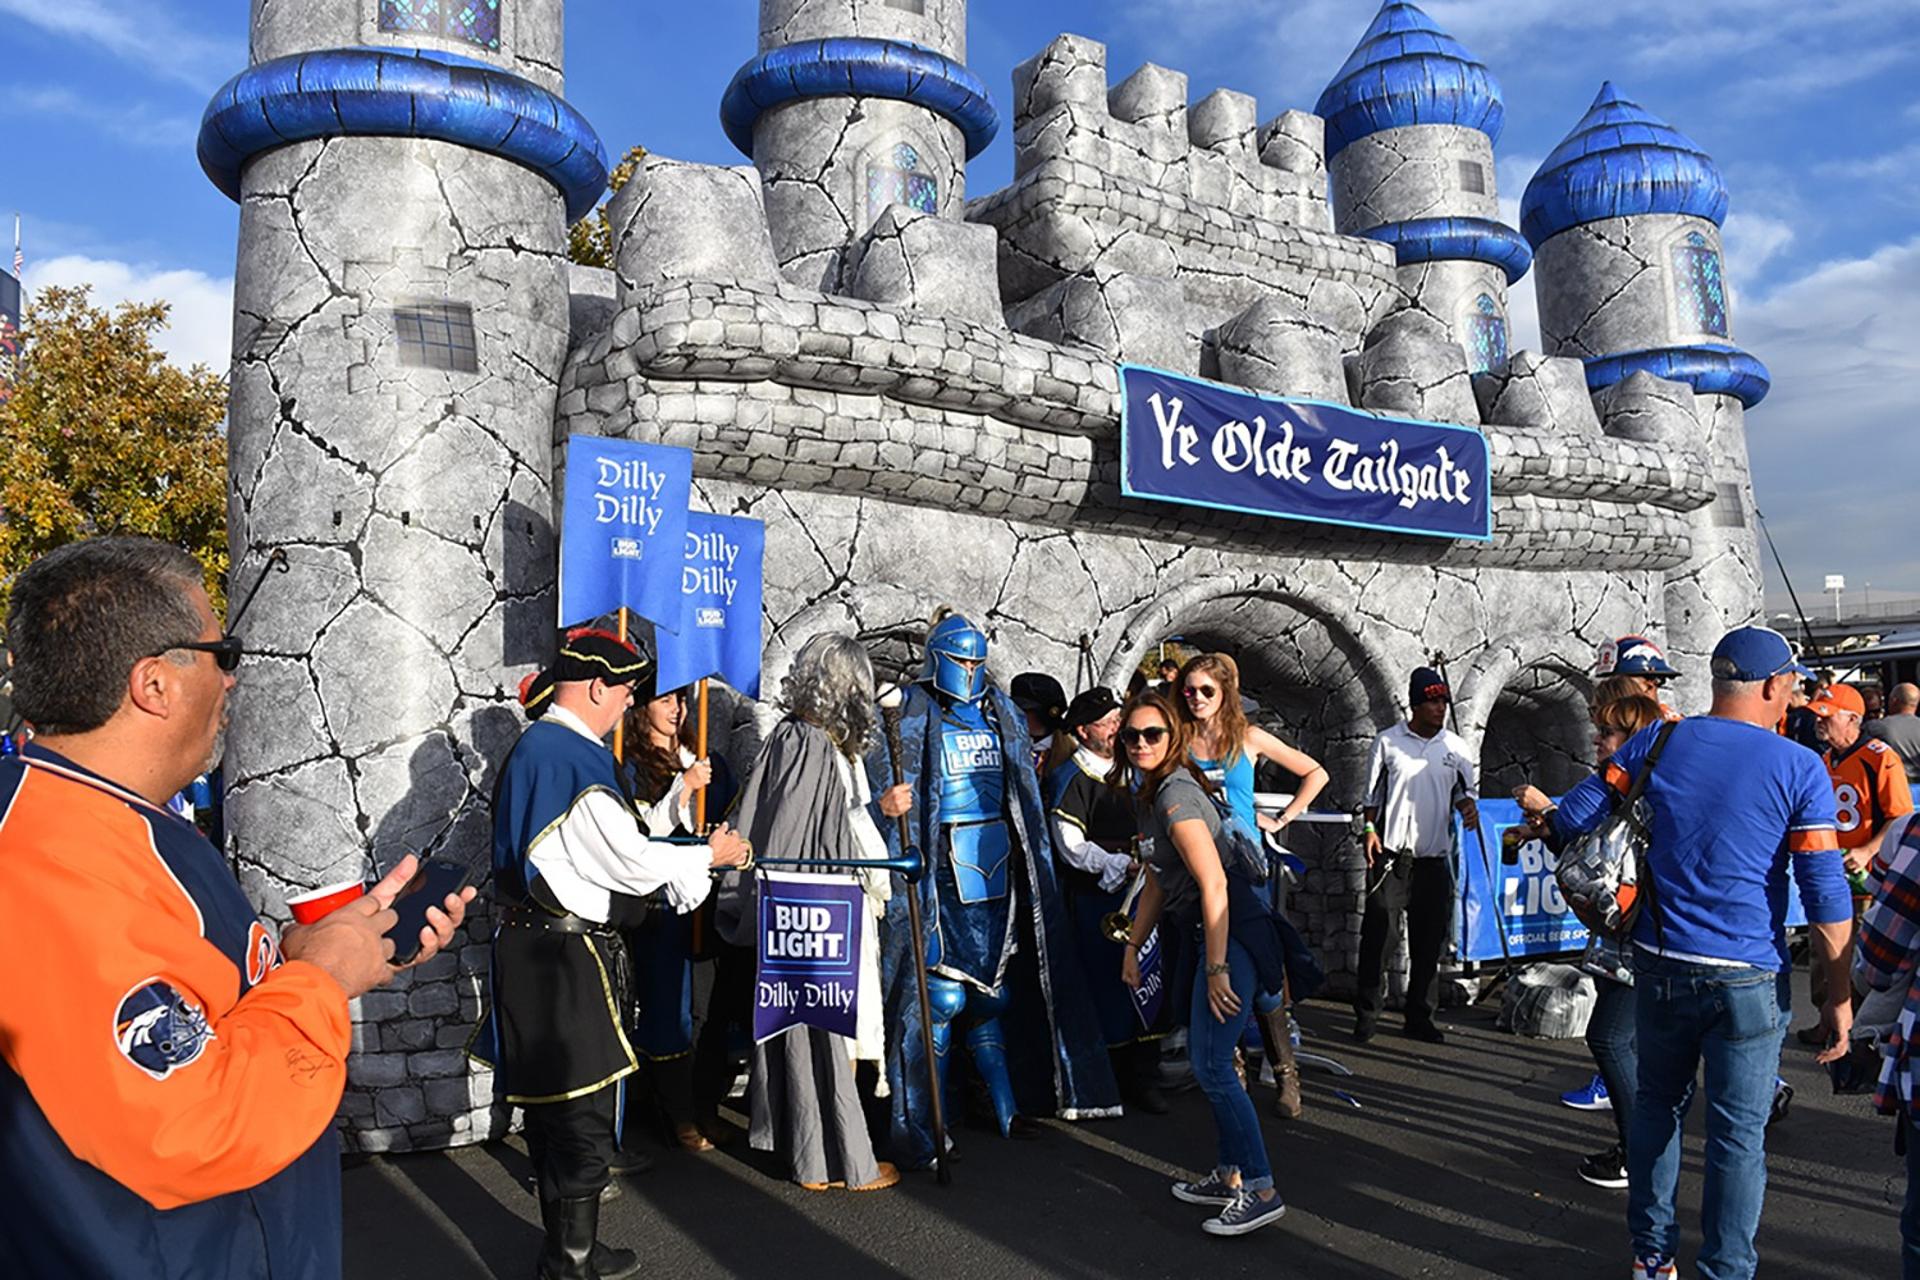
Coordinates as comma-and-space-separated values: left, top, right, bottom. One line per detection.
1204, 961, 1231, 976
1363, 822, 1377, 835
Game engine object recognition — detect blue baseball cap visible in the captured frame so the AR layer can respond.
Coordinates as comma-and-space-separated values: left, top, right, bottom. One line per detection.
1709, 626, 1813, 682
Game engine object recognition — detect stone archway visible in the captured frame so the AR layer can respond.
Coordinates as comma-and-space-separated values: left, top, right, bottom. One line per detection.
1451, 630, 1596, 797
1107, 580, 1399, 986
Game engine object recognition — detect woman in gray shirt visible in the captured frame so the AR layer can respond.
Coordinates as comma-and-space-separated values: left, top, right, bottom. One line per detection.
1117, 689, 1286, 1238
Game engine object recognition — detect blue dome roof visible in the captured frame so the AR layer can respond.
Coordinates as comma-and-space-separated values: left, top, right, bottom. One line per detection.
1314, 1, 1504, 160
1520, 82, 1728, 248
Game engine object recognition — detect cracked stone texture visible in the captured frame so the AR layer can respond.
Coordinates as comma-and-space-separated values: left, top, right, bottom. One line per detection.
248, 0, 565, 94
1481, 351, 1603, 436
1532, 214, 1734, 361
609, 158, 781, 298
755, 98, 967, 294
1008, 271, 1201, 375
1330, 124, 1501, 236
1397, 257, 1513, 377
227, 133, 567, 1152
567, 264, 617, 349
1532, 211, 1759, 705
1216, 294, 1349, 403
846, 205, 1006, 329
760, 0, 965, 60
1353, 308, 1482, 425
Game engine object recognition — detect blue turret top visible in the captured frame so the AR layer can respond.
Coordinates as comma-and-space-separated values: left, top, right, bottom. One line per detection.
1520, 82, 1729, 249
1315, 1, 1504, 161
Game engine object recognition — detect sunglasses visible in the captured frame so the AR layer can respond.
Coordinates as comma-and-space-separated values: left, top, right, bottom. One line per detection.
1120, 725, 1169, 747
1183, 684, 1219, 700
150, 636, 248, 673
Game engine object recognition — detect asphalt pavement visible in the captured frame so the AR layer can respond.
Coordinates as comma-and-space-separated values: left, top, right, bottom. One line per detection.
344, 970, 1901, 1279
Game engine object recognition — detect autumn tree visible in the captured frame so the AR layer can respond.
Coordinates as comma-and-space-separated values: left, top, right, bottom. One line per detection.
568, 144, 649, 268
0, 285, 229, 613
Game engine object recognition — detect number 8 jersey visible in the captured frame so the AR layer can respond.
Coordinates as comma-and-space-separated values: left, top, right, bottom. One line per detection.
1825, 737, 1914, 851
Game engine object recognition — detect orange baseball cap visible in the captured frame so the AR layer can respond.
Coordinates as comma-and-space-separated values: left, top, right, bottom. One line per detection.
1807, 684, 1865, 718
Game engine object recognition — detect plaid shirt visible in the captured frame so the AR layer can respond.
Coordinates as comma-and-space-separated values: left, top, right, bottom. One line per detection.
1857, 814, 1920, 1118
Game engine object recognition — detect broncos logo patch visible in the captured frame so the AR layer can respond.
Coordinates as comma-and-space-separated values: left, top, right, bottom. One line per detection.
245, 921, 280, 987
114, 979, 215, 1080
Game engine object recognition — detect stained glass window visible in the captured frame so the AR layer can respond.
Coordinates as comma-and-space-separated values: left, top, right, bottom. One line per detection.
394, 302, 479, 373
380, 0, 501, 52
1671, 231, 1728, 338
867, 142, 939, 223
1466, 293, 1507, 374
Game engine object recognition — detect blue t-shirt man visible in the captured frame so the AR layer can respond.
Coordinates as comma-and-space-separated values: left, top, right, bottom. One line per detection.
1552, 717, 1849, 970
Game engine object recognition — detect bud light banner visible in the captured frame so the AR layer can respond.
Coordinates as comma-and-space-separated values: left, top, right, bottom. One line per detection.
655, 512, 765, 698
754, 871, 863, 1043
1455, 800, 1587, 962
1119, 365, 1491, 542
558, 437, 694, 630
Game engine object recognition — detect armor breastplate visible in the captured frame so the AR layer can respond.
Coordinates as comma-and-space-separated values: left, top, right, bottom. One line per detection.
937, 704, 1005, 822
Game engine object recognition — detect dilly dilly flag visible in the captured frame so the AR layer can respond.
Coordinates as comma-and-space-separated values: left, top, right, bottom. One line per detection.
753, 871, 863, 1044
1131, 926, 1165, 1030
558, 437, 693, 631
655, 512, 766, 697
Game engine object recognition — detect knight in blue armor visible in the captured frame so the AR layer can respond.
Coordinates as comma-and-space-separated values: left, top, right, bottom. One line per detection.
870, 610, 1120, 1166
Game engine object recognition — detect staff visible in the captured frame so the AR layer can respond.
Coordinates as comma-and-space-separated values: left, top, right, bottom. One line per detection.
878, 684, 952, 1186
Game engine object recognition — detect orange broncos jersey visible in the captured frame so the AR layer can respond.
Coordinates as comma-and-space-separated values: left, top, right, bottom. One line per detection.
0, 745, 350, 1278
1826, 737, 1914, 849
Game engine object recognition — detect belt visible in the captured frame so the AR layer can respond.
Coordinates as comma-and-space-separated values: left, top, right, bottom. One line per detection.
498, 904, 617, 937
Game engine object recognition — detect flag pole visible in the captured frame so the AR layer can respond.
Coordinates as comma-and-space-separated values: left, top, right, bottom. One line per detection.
612, 607, 629, 763
694, 677, 710, 832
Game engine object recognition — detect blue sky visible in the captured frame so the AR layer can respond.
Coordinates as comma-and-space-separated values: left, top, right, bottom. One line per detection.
4, 0, 1917, 612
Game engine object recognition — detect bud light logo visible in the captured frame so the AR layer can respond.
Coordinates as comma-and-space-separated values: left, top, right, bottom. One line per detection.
611, 537, 642, 561
696, 607, 725, 629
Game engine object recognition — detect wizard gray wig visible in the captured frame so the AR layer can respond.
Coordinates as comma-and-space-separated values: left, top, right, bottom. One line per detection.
780, 632, 878, 758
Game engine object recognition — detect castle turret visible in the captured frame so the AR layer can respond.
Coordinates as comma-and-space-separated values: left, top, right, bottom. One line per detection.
1316, 0, 1531, 374
720, 0, 999, 292
198, 1, 607, 1148
1522, 83, 1769, 697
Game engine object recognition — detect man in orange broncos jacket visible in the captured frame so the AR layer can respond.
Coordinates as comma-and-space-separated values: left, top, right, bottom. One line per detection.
0, 538, 474, 1279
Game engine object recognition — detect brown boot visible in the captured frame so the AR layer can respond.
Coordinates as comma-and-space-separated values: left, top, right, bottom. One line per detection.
1258, 1005, 1303, 1121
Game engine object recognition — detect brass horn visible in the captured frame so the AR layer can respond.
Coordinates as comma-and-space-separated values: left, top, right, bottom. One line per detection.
1100, 909, 1134, 945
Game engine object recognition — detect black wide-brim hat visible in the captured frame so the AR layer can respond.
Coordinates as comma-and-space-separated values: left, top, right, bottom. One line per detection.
520, 628, 654, 719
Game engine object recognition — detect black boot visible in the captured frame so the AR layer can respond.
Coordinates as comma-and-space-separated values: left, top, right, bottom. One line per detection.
537, 1195, 639, 1280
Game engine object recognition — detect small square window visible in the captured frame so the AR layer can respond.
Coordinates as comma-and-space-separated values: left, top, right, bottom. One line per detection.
1457, 160, 1486, 195
394, 302, 479, 373
884, 0, 926, 12
1711, 482, 1745, 528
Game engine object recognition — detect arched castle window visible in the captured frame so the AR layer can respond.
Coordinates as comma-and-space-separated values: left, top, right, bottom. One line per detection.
1466, 293, 1508, 374
379, 1, 503, 53
1671, 230, 1728, 338
866, 142, 940, 224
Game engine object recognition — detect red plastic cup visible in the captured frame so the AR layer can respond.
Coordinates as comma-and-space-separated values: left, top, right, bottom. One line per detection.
288, 879, 367, 925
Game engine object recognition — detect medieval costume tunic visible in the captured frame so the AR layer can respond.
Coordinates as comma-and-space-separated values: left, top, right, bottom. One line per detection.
1050, 746, 1150, 1051
720, 718, 891, 1189
868, 682, 1121, 1169
471, 703, 713, 1200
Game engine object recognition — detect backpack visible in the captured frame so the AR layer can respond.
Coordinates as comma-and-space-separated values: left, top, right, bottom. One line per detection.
1554, 720, 1677, 941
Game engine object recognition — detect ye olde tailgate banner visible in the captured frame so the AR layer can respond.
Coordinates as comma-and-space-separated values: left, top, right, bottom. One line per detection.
1119, 365, 1492, 541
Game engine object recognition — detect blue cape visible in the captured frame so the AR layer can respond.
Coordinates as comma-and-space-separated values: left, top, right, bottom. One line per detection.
868, 683, 1121, 1167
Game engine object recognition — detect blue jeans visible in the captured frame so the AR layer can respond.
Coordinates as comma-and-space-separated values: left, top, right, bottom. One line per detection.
1587, 977, 1636, 1149
1629, 953, 1788, 1279
1187, 937, 1273, 1191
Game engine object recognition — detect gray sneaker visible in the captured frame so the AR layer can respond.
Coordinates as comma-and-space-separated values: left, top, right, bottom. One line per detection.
1170, 1172, 1238, 1206
1202, 1190, 1288, 1236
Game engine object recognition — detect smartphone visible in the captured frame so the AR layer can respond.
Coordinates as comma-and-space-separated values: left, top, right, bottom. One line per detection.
383, 859, 472, 966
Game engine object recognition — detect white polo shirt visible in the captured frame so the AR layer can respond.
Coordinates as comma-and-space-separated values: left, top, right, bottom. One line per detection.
1364, 721, 1478, 858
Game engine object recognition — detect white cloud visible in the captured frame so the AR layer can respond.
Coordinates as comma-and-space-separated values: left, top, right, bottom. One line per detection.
2, 84, 197, 148
1721, 212, 1795, 295
1738, 235, 1920, 597
22, 255, 233, 373
0, 0, 239, 91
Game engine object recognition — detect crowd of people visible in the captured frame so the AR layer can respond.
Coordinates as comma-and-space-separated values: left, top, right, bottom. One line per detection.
4, 535, 1919, 1280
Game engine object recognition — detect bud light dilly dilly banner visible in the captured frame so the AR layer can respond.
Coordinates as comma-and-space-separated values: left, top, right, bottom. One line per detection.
754, 871, 864, 1043
655, 511, 766, 698
558, 437, 694, 631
